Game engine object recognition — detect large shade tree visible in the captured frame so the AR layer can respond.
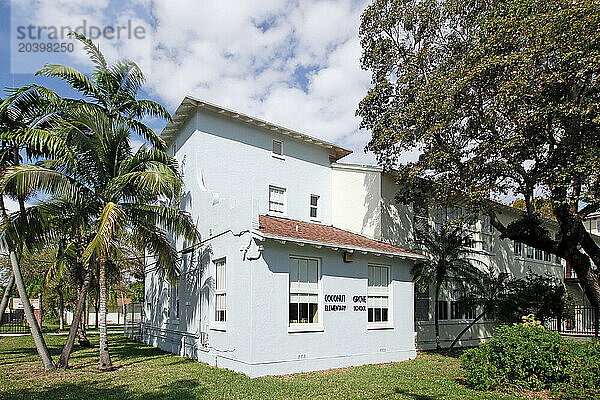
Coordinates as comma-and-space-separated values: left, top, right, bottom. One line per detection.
358, 0, 600, 306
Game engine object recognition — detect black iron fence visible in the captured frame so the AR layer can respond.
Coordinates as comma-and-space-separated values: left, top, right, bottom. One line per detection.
0, 310, 28, 334
123, 302, 144, 341
546, 306, 599, 337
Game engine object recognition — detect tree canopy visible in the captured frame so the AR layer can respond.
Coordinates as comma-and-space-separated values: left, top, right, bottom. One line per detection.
358, 0, 600, 306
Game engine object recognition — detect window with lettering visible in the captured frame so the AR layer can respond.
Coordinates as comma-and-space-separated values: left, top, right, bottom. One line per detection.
289, 257, 319, 325
368, 264, 389, 323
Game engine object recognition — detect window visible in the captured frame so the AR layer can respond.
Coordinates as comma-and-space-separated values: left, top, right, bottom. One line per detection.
481, 215, 492, 252
170, 283, 179, 320
434, 207, 463, 233
272, 139, 283, 156
437, 300, 449, 320
289, 257, 319, 325
413, 198, 429, 239
368, 265, 389, 324
214, 259, 226, 323
451, 301, 476, 320
175, 285, 179, 319
310, 195, 319, 219
513, 241, 523, 257
414, 282, 430, 322
269, 186, 286, 214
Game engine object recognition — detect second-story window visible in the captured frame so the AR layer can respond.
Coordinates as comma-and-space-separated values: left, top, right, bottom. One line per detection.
310, 195, 319, 219
269, 186, 286, 214
272, 139, 283, 156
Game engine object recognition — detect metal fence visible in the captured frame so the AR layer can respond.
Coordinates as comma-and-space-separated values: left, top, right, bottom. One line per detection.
546, 306, 599, 337
123, 302, 144, 341
0, 310, 29, 334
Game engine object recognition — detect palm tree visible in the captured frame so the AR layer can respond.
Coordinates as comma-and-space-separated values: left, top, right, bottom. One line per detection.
0, 92, 62, 371
3, 33, 193, 371
36, 32, 169, 151
412, 224, 481, 351
2, 109, 199, 370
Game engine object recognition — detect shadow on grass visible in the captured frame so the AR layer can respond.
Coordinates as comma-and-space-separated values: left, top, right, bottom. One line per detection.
394, 388, 437, 400
0, 379, 205, 400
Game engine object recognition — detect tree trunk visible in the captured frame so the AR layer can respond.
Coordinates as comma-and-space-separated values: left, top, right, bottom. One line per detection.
1, 194, 55, 371
95, 301, 99, 330
434, 281, 442, 351
57, 268, 92, 369
0, 272, 15, 321
448, 311, 485, 352
98, 257, 112, 370
58, 288, 64, 330
39, 290, 43, 329
8, 247, 55, 370
78, 318, 90, 347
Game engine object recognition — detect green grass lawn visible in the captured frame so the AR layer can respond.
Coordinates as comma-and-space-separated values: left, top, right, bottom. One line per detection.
0, 334, 549, 400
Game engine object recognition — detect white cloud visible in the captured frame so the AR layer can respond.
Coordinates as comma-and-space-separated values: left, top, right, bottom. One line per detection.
12, 0, 377, 164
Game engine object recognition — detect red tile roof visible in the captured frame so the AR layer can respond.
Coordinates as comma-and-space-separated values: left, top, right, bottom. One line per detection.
258, 215, 423, 258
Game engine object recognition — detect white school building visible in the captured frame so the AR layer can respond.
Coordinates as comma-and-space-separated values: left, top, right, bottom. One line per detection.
143, 96, 574, 377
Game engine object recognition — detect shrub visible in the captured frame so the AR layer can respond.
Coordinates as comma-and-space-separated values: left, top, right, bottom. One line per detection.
460, 317, 573, 391
553, 341, 600, 400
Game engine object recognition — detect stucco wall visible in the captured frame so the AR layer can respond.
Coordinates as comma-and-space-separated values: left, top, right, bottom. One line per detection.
246, 240, 417, 376
332, 164, 382, 239
174, 108, 334, 240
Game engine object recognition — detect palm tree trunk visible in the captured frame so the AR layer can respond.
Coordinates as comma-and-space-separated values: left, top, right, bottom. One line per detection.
98, 257, 112, 370
1, 194, 55, 371
57, 268, 92, 369
0, 273, 15, 321
78, 318, 90, 347
434, 281, 442, 351
448, 311, 485, 352
8, 247, 55, 370
58, 287, 64, 330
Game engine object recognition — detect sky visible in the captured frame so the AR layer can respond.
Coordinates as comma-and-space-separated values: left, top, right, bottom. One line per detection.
1, 1, 377, 190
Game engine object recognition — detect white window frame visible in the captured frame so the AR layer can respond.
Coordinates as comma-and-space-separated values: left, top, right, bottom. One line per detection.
272, 139, 284, 158
212, 258, 226, 330
169, 282, 179, 323
268, 185, 286, 215
288, 256, 322, 332
480, 215, 493, 253
309, 194, 319, 221
367, 264, 392, 329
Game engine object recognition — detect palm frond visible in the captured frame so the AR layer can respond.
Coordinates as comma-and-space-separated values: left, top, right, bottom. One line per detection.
67, 32, 107, 71
35, 64, 102, 101
1, 165, 92, 201
82, 202, 126, 263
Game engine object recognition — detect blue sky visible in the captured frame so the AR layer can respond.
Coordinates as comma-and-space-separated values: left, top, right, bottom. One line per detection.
1, 0, 384, 209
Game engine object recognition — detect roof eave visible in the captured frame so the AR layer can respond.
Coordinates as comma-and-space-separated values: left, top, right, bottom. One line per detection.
253, 230, 425, 260
161, 96, 353, 161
